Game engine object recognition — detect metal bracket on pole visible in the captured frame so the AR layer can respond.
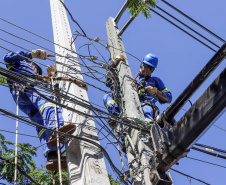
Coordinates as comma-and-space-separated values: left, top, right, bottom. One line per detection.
115, 0, 130, 25
118, 17, 135, 37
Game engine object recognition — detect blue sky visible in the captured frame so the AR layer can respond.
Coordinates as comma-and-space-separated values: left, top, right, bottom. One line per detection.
0, 0, 226, 184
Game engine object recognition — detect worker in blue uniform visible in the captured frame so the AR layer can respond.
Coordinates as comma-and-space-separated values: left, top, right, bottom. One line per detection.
3, 49, 76, 171
136, 53, 172, 123
103, 53, 172, 127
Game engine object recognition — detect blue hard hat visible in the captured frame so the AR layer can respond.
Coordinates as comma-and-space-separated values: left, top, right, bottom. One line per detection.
143, 53, 158, 68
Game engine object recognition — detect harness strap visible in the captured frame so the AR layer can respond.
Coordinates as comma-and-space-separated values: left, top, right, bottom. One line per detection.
28, 108, 39, 119
141, 99, 159, 120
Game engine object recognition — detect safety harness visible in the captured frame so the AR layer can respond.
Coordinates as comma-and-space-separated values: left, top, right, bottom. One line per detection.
137, 79, 159, 120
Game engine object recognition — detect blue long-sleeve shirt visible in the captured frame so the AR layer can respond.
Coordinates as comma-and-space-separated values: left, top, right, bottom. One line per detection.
3, 51, 35, 76
136, 75, 172, 105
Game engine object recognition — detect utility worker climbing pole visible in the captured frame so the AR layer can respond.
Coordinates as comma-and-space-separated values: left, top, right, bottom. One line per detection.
134, 53, 172, 123
3, 49, 76, 171
103, 78, 120, 128
103, 53, 172, 127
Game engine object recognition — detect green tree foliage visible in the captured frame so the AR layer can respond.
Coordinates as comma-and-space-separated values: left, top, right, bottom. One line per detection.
0, 133, 68, 185
109, 174, 121, 185
127, 0, 157, 18
30, 167, 68, 185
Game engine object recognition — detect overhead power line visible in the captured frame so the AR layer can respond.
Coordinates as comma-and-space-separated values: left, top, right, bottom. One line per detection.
170, 168, 210, 185
0, 107, 129, 185
186, 156, 226, 169
58, 0, 86, 36
195, 143, 226, 155
191, 147, 226, 160
161, 0, 226, 43
148, 7, 217, 52
156, 5, 220, 49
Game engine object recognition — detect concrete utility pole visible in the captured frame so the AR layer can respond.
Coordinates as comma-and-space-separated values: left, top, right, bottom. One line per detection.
49, 0, 110, 184
106, 16, 153, 185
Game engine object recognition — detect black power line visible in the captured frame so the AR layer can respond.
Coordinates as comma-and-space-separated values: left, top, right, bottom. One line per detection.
186, 156, 226, 169
148, 7, 217, 52
161, 0, 225, 43
170, 168, 210, 185
192, 147, 226, 160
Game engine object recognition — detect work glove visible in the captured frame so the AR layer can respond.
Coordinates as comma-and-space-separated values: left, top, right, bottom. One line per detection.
144, 86, 158, 96
46, 65, 57, 77
31, 49, 47, 60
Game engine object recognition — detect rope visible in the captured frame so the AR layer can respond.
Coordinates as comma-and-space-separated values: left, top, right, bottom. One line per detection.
51, 78, 63, 184
14, 90, 19, 185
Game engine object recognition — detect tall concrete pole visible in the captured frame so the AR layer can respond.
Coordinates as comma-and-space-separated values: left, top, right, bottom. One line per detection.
49, 1, 110, 184
106, 17, 153, 185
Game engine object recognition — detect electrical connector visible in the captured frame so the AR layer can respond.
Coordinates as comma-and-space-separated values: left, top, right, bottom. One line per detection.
92, 55, 98, 60
93, 37, 100, 42
101, 63, 108, 69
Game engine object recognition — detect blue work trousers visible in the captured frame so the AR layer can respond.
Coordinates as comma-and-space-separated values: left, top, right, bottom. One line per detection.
11, 85, 64, 156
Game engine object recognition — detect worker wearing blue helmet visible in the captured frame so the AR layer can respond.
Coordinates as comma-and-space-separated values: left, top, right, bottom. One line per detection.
3, 49, 76, 171
136, 53, 172, 122
103, 53, 172, 127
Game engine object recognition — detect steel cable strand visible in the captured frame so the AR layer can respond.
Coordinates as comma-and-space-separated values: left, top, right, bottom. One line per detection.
0, 17, 142, 65
156, 6, 220, 48
0, 17, 87, 58
170, 168, 210, 185
0, 68, 107, 119
161, 0, 225, 43
0, 36, 108, 83
0, 107, 129, 185
0, 69, 112, 122
148, 7, 217, 52
0, 67, 149, 131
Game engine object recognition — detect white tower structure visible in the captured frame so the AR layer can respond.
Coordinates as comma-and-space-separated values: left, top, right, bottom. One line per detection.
49, 0, 110, 184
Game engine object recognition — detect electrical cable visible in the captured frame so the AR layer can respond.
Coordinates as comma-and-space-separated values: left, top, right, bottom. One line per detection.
214, 124, 226, 132
170, 168, 210, 185
156, 6, 220, 48
0, 16, 142, 65
148, 7, 217, 52
0, 66, 149, 133
161, 0, 226, 43
0, 35, 108, 87
0, 108, 129, 185
191, 147, 226, 160
186, 156, 226, 169
195, 143, 226, 155
58, 0, 86, 37
0, 129, 38, 138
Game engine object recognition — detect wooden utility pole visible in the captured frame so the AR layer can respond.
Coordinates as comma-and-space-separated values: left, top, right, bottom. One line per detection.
106, 16, 153, 185
49, 0, 110, 184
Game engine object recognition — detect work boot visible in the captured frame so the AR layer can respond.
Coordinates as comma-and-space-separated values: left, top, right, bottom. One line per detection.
46, 151, 67, 171
48, 123, 76, 148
